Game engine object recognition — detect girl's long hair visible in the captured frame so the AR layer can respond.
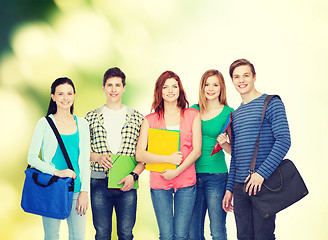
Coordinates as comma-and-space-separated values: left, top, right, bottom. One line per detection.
46, 77, 75, 116
151, 71, 189, 115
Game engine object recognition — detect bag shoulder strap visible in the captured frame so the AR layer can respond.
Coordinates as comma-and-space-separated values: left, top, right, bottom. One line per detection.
45, 116, 74, 171
249, 95, 281, 173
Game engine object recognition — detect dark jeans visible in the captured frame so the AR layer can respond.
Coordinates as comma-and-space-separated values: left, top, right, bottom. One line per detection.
189, 173, 228, 240
233, 183, 276, 240
90, 178, 137, 240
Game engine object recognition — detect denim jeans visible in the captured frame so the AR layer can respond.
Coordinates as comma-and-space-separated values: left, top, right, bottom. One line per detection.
233, 183, 276, 240
42, 192, 86, 240
90, 178, 137, 240
151, 185, 196, 240
189, 173, 228, 240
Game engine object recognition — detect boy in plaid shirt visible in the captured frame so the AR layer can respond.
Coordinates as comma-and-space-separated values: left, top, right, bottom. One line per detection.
85, 67, 144, 240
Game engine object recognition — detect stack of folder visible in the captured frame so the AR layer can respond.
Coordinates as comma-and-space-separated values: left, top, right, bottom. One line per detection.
145, 128, 180, 172
210, 113, 232, 156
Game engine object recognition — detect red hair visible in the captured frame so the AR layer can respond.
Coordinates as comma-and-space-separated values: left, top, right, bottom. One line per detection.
151, 71, 189, 114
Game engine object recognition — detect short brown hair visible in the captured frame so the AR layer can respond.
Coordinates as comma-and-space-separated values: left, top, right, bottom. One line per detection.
103, 67, 126, 86
198, 69, 228, 113
229, 59, 256, 78
151, 71, 189, 114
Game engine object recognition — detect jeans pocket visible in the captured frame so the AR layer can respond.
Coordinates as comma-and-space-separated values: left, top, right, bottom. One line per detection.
91, 178, 107, 188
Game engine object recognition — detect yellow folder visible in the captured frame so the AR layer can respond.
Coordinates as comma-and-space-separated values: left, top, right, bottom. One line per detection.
145, 128, 180, 172
107, 154, 138, 189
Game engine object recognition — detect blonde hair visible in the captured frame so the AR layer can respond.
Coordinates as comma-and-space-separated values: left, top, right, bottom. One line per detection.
198, 69, 228, 112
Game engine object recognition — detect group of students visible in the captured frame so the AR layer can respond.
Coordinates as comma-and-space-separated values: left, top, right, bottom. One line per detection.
27, 58, 291, 240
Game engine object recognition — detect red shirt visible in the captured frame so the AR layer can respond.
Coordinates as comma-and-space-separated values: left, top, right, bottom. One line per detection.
145, 108, 199, 190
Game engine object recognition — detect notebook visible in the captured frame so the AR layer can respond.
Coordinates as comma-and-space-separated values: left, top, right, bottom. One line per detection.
210, 113, 232, 156
107, 154, 138, 189
145, 128, 180, 172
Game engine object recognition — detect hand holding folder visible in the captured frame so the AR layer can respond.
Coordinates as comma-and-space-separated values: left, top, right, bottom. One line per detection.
145, 128, 180, 172
210, 113, 232, 156
107, 154, 138, 189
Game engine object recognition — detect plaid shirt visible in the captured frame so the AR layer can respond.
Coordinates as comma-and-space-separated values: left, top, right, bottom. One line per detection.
85, 105, 144, 178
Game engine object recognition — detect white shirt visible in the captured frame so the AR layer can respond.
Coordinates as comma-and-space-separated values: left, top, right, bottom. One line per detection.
103, 105, 127, 154
166, 125, 180, 131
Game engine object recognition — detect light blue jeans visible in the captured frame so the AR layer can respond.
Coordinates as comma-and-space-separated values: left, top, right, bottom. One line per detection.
42, 192, 86, 240
189, 173, 228, 240
151, 185, 196, 240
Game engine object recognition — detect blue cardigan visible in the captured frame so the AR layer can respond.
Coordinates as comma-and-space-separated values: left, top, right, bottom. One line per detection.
27, 114, 90, 192
226, 94, 291, 193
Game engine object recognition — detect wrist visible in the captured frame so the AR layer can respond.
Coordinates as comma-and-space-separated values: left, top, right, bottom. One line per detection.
129, 172, 139, 181
219, 141, 228, 146
165, 155, 172, 163
96, 153, 103, 163
173, 168, 181, 176
53, 170, 61, 177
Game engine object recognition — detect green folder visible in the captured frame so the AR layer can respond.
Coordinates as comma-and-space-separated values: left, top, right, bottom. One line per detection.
107, 154, 138, 189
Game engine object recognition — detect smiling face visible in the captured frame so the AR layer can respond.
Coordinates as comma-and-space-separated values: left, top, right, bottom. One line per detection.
204, 75, 220, 101
103, 77, 126, 104
162, 78, 179, 103
51, 83, 75, 111
232, 65, 256, 96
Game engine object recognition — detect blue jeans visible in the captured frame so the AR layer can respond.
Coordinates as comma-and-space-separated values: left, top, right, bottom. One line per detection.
151, 185, 196, 240
42, 192, 86, 240
233, 183, 276, 240
189, 173, 228, 240
90, 178, 137, 240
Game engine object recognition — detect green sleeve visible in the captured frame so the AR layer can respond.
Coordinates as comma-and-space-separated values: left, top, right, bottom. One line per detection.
190, 104, 200, 111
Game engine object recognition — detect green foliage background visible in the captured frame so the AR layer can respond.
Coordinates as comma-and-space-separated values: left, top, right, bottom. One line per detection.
1, 0, 327, 239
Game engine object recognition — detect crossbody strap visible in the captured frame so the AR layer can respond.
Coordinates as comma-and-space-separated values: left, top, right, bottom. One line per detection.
45, 116, 74, 171
249, 95, 281, 173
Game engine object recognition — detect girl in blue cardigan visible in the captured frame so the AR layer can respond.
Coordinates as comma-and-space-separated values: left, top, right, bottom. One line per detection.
27, 77, 90, 240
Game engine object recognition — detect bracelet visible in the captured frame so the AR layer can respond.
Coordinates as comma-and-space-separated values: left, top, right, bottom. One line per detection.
129, 172, 139, 181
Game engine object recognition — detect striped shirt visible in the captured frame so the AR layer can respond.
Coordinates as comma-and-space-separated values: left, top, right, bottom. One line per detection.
226, 94, 291, 192
85, 105, 144, 178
